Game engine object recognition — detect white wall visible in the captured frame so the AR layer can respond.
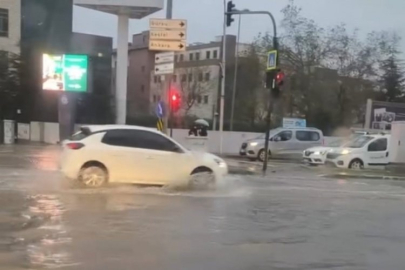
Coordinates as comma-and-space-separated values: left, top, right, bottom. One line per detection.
28, 122, 339, 155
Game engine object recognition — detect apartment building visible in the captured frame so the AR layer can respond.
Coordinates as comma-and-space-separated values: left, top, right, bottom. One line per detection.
126, 32, 239, 120
0, 0, 21, 54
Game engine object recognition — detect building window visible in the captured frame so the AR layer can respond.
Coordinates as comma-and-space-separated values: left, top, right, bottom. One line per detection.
213, 50, 218, 59
189, 53, 194, 61
197, 95, 202, 104
141, 66, 145, 72
158, 76, 162, 83
198, 73, 203, 82
181, 74, 187, 82
174, 55, 178, 62
188, 73, 192, 82
206, 51, 211, 59
205, 72, 210, 81
141, 85, 145, 93
173, 75, 177, 82
196, 52, 200, 60
153, 95, 156, 102
204, 95, 209, 104
0, 9, 9, 37
179, 54, 184, 62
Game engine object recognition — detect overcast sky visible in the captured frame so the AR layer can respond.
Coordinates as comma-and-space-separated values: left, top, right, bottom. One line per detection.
73, 0, 405, 53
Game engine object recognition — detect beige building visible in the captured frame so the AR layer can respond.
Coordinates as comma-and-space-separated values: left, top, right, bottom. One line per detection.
0, 0, 21, 54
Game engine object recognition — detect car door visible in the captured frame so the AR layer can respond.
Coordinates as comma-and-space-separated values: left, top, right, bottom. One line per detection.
100, 129, 150, 183
271, 130, 293, 155
128, 130, 192, 184
365, 138, 389, 167
296, 130, 322, 151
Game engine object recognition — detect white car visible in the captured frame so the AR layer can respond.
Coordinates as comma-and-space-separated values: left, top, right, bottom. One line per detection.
326, 134, 390, 170
60, 125, 228, 188
302, 133, 367, 165
302, 146, 332, 165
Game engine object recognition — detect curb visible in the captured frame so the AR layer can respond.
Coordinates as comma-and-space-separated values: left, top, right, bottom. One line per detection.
321, 173, 405, 181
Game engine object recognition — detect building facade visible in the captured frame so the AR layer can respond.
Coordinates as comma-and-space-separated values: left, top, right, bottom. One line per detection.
0, 0, 21, 54
125, 33, 239, 121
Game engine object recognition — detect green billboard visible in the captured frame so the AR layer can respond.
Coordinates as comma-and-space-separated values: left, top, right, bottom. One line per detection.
43, 54, 88, 92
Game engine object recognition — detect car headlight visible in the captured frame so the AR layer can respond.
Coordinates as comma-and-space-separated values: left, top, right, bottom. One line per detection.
250, 142, 258, 146
314, 151, 320, 155
214, 158, 226, 168
341, 149, 351, 155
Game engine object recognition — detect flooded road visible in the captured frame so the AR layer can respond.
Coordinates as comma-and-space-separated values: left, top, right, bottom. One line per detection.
1, 145, 405, 269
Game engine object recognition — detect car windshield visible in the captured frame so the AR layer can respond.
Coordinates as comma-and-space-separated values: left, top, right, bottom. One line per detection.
345, 136, 374, 148
329, 134, 364, 147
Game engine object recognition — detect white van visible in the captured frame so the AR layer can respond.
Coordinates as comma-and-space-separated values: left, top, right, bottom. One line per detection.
326, 134, 390, 169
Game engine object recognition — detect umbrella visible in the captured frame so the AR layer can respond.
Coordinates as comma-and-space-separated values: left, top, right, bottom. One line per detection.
195, 119, 209, 127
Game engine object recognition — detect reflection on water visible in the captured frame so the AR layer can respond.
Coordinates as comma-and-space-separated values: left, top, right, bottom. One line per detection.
24, 194, 79, 268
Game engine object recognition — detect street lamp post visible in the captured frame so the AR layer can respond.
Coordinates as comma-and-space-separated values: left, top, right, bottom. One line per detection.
219, 0, 227, 154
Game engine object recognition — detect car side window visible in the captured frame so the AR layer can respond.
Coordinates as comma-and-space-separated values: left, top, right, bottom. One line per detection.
296, 131, 320, 141
102, 129, 181, 152
274, 130, 292, 141
135, 130, 180, 152
102, 129, 136, 147
368, 138, 387, 152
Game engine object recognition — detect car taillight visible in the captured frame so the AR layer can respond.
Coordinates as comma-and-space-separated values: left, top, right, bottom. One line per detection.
66, 142, 85, 150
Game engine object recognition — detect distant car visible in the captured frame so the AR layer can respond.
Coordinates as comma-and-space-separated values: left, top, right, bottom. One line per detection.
326, 134, 391, 170
303, 132, 367, 165
60, 125, 228, 188
240, 128, 324, 162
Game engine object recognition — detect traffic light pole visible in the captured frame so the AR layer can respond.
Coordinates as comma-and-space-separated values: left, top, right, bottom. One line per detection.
225, 9, 278, 174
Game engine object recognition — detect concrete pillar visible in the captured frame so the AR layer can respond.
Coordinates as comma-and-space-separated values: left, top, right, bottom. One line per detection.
116, 14, 129, 124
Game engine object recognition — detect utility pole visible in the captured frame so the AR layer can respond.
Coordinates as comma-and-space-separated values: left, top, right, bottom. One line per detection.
224, 9, 279, 174
230, 14, 241, 131
163, 0, 173, 135
219, 0, 227, 153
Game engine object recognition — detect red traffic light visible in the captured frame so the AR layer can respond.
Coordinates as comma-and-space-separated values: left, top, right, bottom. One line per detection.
276, 70, 285, 86
169, 89, 181, 113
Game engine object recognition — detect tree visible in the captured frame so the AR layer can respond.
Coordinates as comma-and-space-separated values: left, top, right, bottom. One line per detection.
378, 55, 405, 102
251, 0, 398, 133
176, 66, 216, 118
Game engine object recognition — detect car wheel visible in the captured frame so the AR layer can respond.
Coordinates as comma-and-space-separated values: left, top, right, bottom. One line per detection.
189, 167, 215, 190
349, 159, 364, 170
79, 165, 108, 188
257, 149, 271, 162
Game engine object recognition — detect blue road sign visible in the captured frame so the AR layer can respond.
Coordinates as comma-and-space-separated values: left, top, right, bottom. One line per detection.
267, 50, 278, 71
155, 101, 165, 118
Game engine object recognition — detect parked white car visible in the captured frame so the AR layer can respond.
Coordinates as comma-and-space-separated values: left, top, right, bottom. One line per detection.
303, 132, 367, 165
60, 125, 228, 188
325, 134, 390, 170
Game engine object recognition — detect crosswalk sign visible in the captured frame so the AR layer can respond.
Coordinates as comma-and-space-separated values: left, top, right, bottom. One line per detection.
267, 50, 278, 71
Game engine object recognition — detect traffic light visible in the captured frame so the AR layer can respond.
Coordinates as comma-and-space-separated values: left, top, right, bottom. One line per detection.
275, 70, 285, 87
170, 90, 181, 113
226, 1, 236, 27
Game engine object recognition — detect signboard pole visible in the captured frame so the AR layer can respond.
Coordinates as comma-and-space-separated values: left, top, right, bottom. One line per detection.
164, 1, 173, 136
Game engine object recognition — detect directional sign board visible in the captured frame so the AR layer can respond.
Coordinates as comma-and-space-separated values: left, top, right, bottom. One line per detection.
155, 63, 174, 75
267, 50, 278, 71
150, 30, 186, 41
150, 19, 187, 30
155, 52, 175, 64
149, 40, 186, 52
155, 101, 166, 118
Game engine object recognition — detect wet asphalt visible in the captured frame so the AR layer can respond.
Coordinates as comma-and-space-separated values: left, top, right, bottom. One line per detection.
1, 144, 405, 269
